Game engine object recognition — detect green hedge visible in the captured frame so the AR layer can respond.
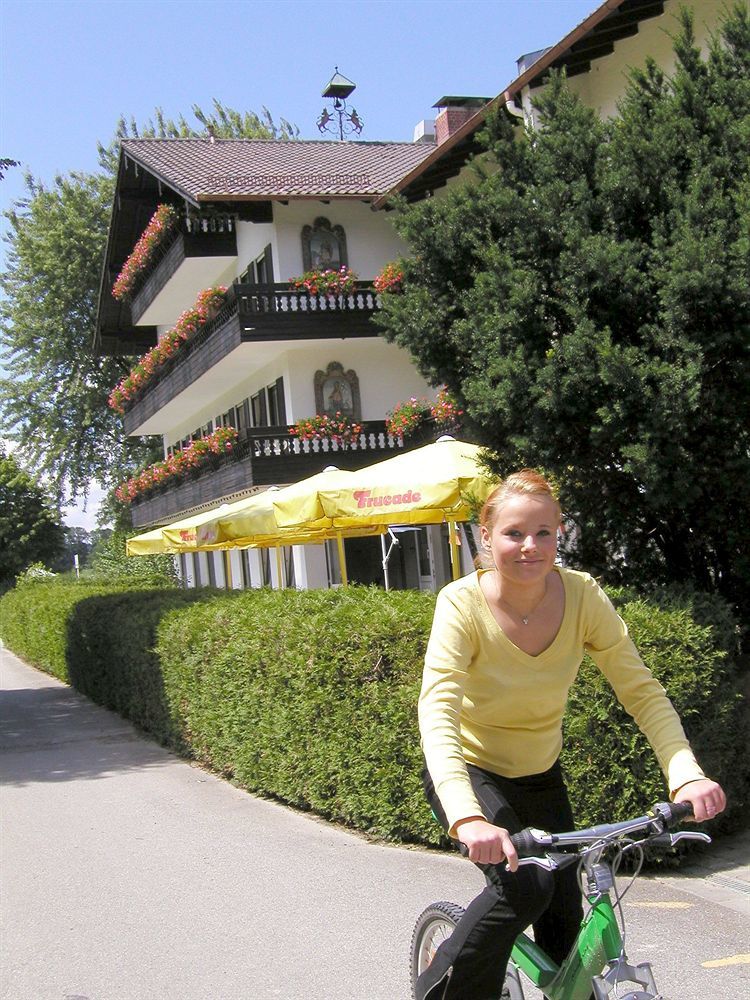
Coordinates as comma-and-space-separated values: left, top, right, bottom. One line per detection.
1, 578, 747, 850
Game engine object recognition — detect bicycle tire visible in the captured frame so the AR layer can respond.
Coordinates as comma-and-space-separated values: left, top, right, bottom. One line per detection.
410, 901, 465, 998
409, 901, 524, 999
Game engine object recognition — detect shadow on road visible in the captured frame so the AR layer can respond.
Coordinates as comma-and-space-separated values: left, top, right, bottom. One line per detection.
0, 678, 174, 787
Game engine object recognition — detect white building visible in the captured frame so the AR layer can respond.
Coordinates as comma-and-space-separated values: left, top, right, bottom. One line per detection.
97, 0, 721, 591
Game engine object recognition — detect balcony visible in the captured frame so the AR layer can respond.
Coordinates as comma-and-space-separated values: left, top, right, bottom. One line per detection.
122, 281, 382, 436
129, 213, 238, 326
128, 422, 406, 528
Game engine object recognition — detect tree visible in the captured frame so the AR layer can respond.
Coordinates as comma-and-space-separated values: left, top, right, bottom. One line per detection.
377, 6, 750, 612
0, 102, 297, 505
0, 448, 65, 591
86, 530, 177, 586
0, 158, 19, 180
51, 525, 95, 574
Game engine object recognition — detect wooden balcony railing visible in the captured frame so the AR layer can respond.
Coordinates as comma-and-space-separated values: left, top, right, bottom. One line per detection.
128, 212, 238, 322
128, 421, 406, 528
236, 280, 380, 317
120, 281, 382, 430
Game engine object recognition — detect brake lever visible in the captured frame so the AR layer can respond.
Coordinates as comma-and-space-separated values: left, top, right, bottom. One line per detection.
510, 853, 579, 872
649, 831, 712, 848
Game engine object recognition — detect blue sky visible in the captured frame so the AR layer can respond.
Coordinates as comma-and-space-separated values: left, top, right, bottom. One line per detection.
0, 0, 597, 528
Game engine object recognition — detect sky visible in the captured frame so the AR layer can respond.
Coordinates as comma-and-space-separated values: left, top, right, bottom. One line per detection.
0, 0, 598, 529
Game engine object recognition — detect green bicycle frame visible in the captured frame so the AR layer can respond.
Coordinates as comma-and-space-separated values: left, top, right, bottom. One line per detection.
510, 893, 622, 1000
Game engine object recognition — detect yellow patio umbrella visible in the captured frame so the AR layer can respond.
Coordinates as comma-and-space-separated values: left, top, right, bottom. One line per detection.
167, 488, 291, 550
126, 525, 172, 556
198, 471, 382, 586
275, 437, 494, 581
124, 494, 269, 557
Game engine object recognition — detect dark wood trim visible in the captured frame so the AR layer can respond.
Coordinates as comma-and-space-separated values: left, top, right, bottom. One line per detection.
121, 282, 382, 432
129, 217, 238, 324
129, 421, 407, 528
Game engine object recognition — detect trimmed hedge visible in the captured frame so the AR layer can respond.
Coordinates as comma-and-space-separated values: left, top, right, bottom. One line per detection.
1, 578, 747, 851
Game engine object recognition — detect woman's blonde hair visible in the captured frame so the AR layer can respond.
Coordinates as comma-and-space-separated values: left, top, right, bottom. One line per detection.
480, 469, 561, 532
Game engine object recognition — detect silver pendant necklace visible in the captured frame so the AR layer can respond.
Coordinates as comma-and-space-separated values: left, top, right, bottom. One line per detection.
496, 576, 548, 625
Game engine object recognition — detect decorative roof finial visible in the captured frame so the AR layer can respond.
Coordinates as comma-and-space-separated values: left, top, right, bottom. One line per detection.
317, 68, 364, 141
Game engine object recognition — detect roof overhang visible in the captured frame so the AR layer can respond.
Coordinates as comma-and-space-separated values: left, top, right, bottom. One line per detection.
373, 0, 665, 209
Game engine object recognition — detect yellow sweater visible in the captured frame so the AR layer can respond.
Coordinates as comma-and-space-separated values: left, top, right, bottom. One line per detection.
419, 567, 705, 836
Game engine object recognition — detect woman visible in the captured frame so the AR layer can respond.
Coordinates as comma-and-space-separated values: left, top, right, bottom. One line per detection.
416, 470, 725, 1000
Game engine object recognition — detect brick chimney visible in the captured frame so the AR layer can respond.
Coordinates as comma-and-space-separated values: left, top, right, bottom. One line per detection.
432, 96, 491, 145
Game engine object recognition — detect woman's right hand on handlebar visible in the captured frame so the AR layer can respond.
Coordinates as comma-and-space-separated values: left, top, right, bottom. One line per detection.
454, 817, 519, 870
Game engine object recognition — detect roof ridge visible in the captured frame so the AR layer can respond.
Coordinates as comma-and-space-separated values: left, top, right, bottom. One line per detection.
120, 136, 423, 148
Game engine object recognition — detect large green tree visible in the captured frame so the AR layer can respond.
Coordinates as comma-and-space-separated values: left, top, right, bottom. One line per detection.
0, 102, 297, 505
0, 447, 65, 591
378, 6, 750, 611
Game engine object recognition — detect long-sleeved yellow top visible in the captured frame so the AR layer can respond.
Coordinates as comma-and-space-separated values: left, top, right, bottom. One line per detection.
418, 567, 705, 837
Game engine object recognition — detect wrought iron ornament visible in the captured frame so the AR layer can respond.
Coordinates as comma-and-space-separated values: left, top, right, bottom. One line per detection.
317, 67, 364, 140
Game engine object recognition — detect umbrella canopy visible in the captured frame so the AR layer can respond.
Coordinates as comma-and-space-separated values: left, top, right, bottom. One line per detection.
192, 469, 358, 549
126, 492, 284, 556
126, 525, 172, 556
126, 473, 386, 588
192, 469, 383, 586
275, 438, 493, 530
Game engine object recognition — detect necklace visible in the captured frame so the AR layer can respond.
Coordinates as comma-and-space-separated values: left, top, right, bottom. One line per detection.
495, 576, 548, 625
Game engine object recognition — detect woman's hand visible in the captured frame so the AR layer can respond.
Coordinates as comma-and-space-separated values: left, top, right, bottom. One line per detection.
674, 778, 726, 822
454, 817, 519, 870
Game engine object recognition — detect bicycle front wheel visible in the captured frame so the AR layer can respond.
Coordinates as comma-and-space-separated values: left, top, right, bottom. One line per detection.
410, 901, 464, 997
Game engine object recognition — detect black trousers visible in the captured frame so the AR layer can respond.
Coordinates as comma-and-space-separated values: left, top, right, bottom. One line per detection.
416, 760, 583, 1000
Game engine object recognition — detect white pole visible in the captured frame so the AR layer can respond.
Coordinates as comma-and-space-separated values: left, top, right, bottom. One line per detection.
381, 533, 390, 591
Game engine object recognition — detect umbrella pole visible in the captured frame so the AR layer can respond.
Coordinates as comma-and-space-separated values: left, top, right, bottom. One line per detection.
224, 550, 234, 589
381, 533, 390, 591
275, 545, 284, 589
336, 532, 349, 587
448, 521, 461, 581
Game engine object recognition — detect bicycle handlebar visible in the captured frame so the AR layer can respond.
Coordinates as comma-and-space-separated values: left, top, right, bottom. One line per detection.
509, 800, 696, 857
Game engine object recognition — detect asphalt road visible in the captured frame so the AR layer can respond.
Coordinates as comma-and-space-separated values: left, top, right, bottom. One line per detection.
1, 645, 748, 1000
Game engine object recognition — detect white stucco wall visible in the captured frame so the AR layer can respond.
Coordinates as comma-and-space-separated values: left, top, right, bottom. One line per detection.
233, 222, 276, 280
523, 0, 725, 122
283, 340, 434, 423
163, 335, 433, 449
271, 200, 409, 281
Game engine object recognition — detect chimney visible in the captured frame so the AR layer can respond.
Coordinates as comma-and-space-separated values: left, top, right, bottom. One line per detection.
516, 47, 550, 76
432, 96, 491, 145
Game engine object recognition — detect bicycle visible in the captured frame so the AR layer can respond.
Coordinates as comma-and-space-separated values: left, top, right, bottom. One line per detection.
410, 801, 710, 1000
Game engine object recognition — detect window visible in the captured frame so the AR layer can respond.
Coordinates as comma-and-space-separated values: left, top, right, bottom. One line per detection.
251, 390, 267, 427
239, 244, 274, 285
260, 548, 270, 586
240, 548, 252, 588
235, 399, 250, 433
284, 547, 296, 589
206, 552, 217, 587
266, 377, 287, 427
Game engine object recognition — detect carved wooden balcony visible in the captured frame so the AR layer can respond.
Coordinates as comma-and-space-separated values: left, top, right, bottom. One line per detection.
122, 281, 382, 436
128, 213, 238, 326
128, 422, 404, 529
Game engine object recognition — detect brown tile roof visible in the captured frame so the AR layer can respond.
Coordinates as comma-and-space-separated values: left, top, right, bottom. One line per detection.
121, 138, 435, 202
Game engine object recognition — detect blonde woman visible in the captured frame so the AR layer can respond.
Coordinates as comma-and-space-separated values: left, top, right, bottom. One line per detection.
416, 470, 725, 1000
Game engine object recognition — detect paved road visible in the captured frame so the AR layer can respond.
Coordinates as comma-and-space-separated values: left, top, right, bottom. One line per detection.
1, 645, 748, 1000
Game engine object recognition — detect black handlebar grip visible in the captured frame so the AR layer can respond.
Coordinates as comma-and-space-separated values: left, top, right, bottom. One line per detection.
510, 828, 541, 858
667, 801, 694, 824
653, 800, 694, 828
